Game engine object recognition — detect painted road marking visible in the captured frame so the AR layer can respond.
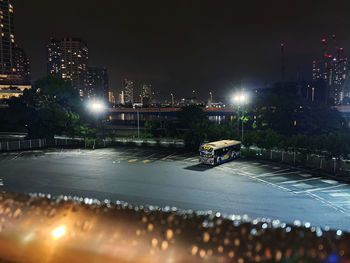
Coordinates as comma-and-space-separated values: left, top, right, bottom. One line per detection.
142, 160, 150, 164
239, 171, 293, 193
255, 170, 298, 178
294, 184, 346, 194
160, 152, 179, 160
321, 179, 339, 185
291, 182, 315, 189
143, 153, 158, 159
11, 152, 23, 160
299, 173, 312, 178
329, 192, 350, 198
272, 166, 281, 169
278, 177, 322, 185
128, 159, 138, 163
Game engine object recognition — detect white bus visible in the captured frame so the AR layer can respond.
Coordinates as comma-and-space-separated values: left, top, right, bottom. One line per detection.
199, 140, 241, 165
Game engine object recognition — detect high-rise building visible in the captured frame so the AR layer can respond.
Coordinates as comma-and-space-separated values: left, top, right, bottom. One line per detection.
121, 78, 134, 104
0, 1, 31, 87
141, 84, 152, 106
312, 35, 348, 105
108, 91, 115, 105
0, 0, 15, 76
13, 46, 30, 84
87, 67, 109, 102
47, 38, 88, 98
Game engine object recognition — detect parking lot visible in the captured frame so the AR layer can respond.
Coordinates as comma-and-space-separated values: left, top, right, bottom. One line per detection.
1, 146, 350, 231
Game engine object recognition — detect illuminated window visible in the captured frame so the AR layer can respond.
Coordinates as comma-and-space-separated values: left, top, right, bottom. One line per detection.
1, 33, 4, 37
9, 8, 13, 13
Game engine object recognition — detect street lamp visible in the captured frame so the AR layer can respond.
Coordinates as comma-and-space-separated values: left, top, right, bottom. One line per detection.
88, 101, 106, 113
232, 93, 248, 140
133, 105, 140, 138
171, 93, 174, 106
87, 100, 106, 139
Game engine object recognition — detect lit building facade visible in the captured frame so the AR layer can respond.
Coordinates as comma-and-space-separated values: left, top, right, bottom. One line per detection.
0, 84, 31, 100
87, 67, 109, 102
0, 0, 15, 76
47, 38, 88, 98
312, 36, 348, 105
108, 91, 115, 104
141, 84, 152, 106
0, 1, 31, 86
121, 78, 134, 104
13, 46, 30, 84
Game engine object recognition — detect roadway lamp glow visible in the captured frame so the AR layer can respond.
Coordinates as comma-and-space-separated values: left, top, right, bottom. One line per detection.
88, 101, 106, 113
232, 93, 248, 105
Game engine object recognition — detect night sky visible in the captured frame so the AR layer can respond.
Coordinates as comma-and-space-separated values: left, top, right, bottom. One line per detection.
14, 0, 350, 99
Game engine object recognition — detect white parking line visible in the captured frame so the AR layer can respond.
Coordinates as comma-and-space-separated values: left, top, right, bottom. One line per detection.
161, 152, 179, 160
321, 179, 339, 185
143, 153, 158, 159
294, 184, 346, 194
255, 170, 298, 178
239, 172, 293, 193
329, 192, 350, 198
278, 177, 322, 185
299, 173, 312, 178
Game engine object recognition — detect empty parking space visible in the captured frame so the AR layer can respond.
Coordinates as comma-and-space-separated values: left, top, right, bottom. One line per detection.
1, 147, 350, 230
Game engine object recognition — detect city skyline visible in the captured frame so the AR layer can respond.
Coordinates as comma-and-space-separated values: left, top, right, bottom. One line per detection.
13, 0, 350, 98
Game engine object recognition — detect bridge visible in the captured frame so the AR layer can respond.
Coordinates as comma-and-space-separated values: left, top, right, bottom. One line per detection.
108, 106, 350, 117
109, 107, 238, 116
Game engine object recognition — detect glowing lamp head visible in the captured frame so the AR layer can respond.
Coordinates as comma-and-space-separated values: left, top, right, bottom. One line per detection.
232, 93, 248, 105
52, 225, 66, 240
88, 100, 105, 113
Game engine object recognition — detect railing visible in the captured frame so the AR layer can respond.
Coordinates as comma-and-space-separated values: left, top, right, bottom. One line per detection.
0, 192, 347, 262
244, 147, 350, 176
0, 138, 83, 152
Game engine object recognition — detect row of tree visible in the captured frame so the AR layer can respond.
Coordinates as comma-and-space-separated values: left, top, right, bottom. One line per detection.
0, 76, 94, 139
174, 88, 350, 158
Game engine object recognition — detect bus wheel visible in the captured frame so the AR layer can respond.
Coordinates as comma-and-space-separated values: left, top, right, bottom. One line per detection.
218, 158, 222, 164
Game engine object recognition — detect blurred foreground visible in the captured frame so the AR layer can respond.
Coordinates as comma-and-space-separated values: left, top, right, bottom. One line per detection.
0, 192, 348, 262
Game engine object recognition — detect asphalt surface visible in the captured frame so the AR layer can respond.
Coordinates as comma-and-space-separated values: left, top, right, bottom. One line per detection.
1, 147, 350, 231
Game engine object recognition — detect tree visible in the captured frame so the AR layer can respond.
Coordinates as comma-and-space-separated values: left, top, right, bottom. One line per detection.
8, 76, 82, 139
144, 120, 159, 137
178, 105, 209, 150
177, 105, 207, 128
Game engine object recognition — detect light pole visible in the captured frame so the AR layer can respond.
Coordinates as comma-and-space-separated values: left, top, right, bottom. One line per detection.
171, 93, 174, 106
88, 100, 106, 141
232, 93, 248, 141
133, 105, 140, 138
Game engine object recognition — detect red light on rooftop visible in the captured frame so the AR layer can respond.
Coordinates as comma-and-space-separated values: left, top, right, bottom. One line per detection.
280, 42, 284, 47
321, 38, 326, 42
328, 55, 333, 58
340, 48, 344, 51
